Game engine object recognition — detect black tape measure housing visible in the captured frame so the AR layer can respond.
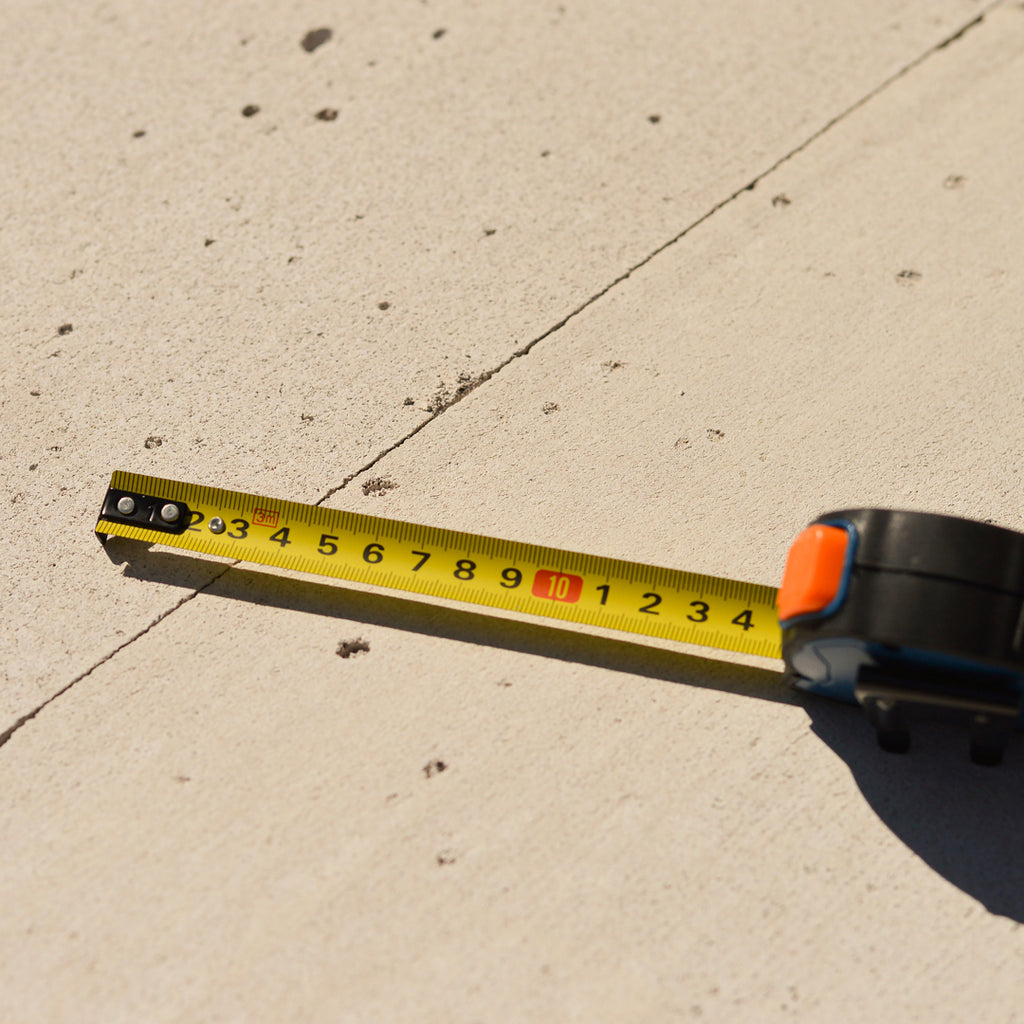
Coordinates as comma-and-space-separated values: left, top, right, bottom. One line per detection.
780, 509, 1024, 764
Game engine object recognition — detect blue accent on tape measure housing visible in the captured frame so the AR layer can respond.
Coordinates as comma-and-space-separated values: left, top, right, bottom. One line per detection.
790, 638, 1024, 722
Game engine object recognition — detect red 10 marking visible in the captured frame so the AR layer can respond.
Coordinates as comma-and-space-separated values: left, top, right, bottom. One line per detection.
532, 570, 584, 604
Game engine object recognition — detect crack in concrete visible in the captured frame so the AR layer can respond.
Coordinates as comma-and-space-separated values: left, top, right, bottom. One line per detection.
0, 567, 232, 751
325, 5, 1000, 496
0, 5, 998, 753
935, 11, 987, 50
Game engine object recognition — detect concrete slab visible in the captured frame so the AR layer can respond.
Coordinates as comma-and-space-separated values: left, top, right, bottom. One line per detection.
335, 0, 1024, 585
11, 570, 1021, 1022
2, 0, 993, 726
4, 1, 1024, 1021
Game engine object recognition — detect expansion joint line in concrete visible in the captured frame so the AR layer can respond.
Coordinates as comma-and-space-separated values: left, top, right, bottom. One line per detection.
0, 5, 996, 754
324, 5, 995, 498
0, 568, 233, 750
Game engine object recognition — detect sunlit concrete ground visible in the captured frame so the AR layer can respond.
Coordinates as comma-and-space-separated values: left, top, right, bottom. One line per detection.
3, 1, 1024, 1020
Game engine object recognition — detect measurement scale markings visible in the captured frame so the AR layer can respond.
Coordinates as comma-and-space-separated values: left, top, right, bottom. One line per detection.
97, 472, 782, 660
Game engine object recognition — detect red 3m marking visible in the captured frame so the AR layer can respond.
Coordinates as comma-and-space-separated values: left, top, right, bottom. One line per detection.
531, 569, 583, 604
253, 507, 280, 528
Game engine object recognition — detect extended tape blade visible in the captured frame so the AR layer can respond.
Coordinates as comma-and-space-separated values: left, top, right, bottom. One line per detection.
97, 470, 782, 659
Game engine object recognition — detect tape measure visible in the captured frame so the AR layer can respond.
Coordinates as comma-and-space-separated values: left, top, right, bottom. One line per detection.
779, 508, 1024, 764
95, 471, 782, 660
96, 472, 1024, 764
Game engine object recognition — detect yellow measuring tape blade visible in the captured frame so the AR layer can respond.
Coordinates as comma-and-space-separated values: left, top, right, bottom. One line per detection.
97, 470, 782, 660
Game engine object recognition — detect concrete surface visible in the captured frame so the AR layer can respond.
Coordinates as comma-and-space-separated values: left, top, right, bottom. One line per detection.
3, 0, 1024, 1020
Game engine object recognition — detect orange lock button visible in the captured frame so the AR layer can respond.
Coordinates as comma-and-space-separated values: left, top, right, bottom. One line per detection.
778, 523, 851, 624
